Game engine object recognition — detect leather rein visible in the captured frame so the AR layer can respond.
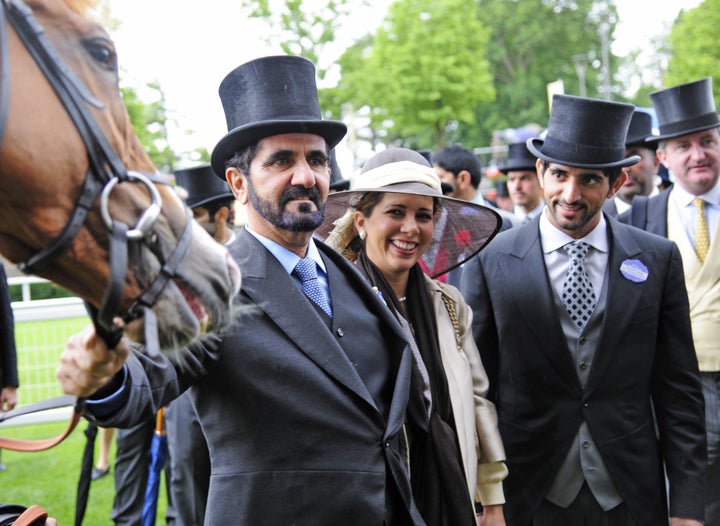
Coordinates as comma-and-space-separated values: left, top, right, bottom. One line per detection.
0, 0, 192, 451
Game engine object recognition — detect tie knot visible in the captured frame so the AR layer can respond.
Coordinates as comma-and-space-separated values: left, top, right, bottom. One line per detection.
693, 197, 706, 212
294, 257, 318, 282
564, 240, 590, 261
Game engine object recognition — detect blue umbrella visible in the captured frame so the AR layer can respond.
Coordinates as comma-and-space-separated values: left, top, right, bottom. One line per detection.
141, 408, 167, 526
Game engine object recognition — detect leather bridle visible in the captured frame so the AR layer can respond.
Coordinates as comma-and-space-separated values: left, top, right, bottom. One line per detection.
0, 0, 193, 450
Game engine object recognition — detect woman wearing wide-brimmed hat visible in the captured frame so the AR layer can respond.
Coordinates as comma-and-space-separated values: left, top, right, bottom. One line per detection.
319, 148, 507, 526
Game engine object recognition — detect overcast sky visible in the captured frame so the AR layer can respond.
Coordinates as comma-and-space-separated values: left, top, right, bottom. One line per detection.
106, 0, 704, 166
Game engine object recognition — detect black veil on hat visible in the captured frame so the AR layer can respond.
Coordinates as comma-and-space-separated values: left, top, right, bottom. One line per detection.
174, 164, 233, 208
210, 55, 347, 179
317, 148, 501, 278
527, 94, 640, 169
650, 77, 720, 141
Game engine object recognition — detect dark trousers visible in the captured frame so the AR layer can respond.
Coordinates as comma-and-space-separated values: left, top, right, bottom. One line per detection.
533, 483, 636, 526
702, 372, 720, 526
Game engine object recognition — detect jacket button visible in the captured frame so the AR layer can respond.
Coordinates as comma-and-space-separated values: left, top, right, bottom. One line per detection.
582, 441, 591, 449
336, 328, 345, 337
579, 362, 588, 370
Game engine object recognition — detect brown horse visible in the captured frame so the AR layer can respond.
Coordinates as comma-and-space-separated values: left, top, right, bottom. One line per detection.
0, 0, 240, 351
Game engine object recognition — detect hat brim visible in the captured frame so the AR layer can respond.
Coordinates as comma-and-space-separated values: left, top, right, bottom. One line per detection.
317, 187, 501, 278
499, 160, 537, 173
527, 138, 640, 169
210, 119, 347, 179
653, 122, 719, 142
186, 191, 235, 209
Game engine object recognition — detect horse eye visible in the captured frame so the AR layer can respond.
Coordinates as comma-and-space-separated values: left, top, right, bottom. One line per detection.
83, 38, 118, 72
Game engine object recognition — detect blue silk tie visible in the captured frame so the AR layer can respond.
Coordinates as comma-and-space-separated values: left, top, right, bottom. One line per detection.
293, 257, 332, 317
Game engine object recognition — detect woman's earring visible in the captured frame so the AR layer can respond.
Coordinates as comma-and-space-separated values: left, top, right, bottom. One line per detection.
359, 229, 366, 240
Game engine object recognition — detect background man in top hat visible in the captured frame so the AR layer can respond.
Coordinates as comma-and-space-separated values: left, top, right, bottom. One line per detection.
56, 55, 424, 525
620, 76, 720, 525
174, 164, 237, 245
500, 141, 545, 223
602, 110, 660, 217
461, 94, 706, 525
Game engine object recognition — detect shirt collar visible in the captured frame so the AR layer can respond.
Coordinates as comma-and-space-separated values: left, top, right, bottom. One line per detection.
671, 178, 720, 208
539, 209, 609, 254
244, 226, 327, 275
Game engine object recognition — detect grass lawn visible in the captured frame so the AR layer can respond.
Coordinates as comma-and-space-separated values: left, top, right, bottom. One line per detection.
3, 313, 169, 524
0, 421, 169, 525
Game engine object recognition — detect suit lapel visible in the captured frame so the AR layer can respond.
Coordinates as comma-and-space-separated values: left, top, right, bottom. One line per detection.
504, 222, 581, 393
232, 230, 379, 410
586, 219, 644, 393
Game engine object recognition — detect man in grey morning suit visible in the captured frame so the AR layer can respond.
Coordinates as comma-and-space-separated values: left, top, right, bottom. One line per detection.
56, 56, 425, 525
461, 94, 706, 526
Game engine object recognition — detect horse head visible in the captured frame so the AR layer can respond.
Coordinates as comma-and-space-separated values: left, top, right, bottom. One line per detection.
0, 0, 241, 352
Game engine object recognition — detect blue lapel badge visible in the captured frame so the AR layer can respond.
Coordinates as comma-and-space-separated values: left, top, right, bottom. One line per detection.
620, 259, 649, 283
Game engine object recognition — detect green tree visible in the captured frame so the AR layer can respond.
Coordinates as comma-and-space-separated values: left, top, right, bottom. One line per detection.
335, 0, 495, 149
239, 0, 355, 76
463, 0, 619, 149
665, 0, 720, 103
120, 81, 178, 173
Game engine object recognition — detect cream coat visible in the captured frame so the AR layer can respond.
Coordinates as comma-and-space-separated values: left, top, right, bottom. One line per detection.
424, 275, 507, 506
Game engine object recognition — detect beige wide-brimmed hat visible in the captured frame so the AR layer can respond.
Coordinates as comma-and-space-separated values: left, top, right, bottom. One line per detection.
317, 148, 501, 278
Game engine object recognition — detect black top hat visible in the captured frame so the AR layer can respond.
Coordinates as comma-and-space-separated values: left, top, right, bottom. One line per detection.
527, 95, 639, 169
499, 141, 537, 173
496, 180, 509, 197
626, 110, 658, 149
174, 164, 234, 208
650, 77, 720, 141
210, 55, 347, 179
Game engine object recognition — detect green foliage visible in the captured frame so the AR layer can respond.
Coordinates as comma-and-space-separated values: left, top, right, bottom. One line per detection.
463, 0, 619, 147
8, 282, 74, 303
335, 0, 495, 149
120, 81, 178, 173
666, 0, 720, 103
239, 0, 356, 76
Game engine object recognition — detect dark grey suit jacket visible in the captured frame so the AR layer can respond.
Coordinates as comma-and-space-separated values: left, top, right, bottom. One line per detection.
617, 189, 672, 235
88, 229, 423, 525
461, 215, 706, 526
601, 198, 619, 218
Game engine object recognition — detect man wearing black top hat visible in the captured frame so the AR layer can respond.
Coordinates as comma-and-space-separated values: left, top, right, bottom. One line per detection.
499, 141, 545, 222
174, 164, 237, 245
56, 55, 424, 526
602, 110, 660, 217
462, 94, 706, 525
620, 76, 720, 526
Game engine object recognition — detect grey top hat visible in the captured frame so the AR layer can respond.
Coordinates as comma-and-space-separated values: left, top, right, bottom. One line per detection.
174, 164, 233, 208
499, 141, 537, 173
527, 95, 640, 169
210, 55, 347, 179
625, 110, 658, 149
650, 77, 720, 141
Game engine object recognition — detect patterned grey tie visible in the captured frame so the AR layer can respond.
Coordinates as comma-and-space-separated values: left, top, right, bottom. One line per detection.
561, 241, 596, 330
293, 257, 332, 317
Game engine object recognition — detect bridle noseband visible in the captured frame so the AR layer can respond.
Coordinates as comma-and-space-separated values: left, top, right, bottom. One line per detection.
0, 0, 193, 352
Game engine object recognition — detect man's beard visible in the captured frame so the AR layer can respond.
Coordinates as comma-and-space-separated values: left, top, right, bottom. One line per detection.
247, 179, 326, 232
